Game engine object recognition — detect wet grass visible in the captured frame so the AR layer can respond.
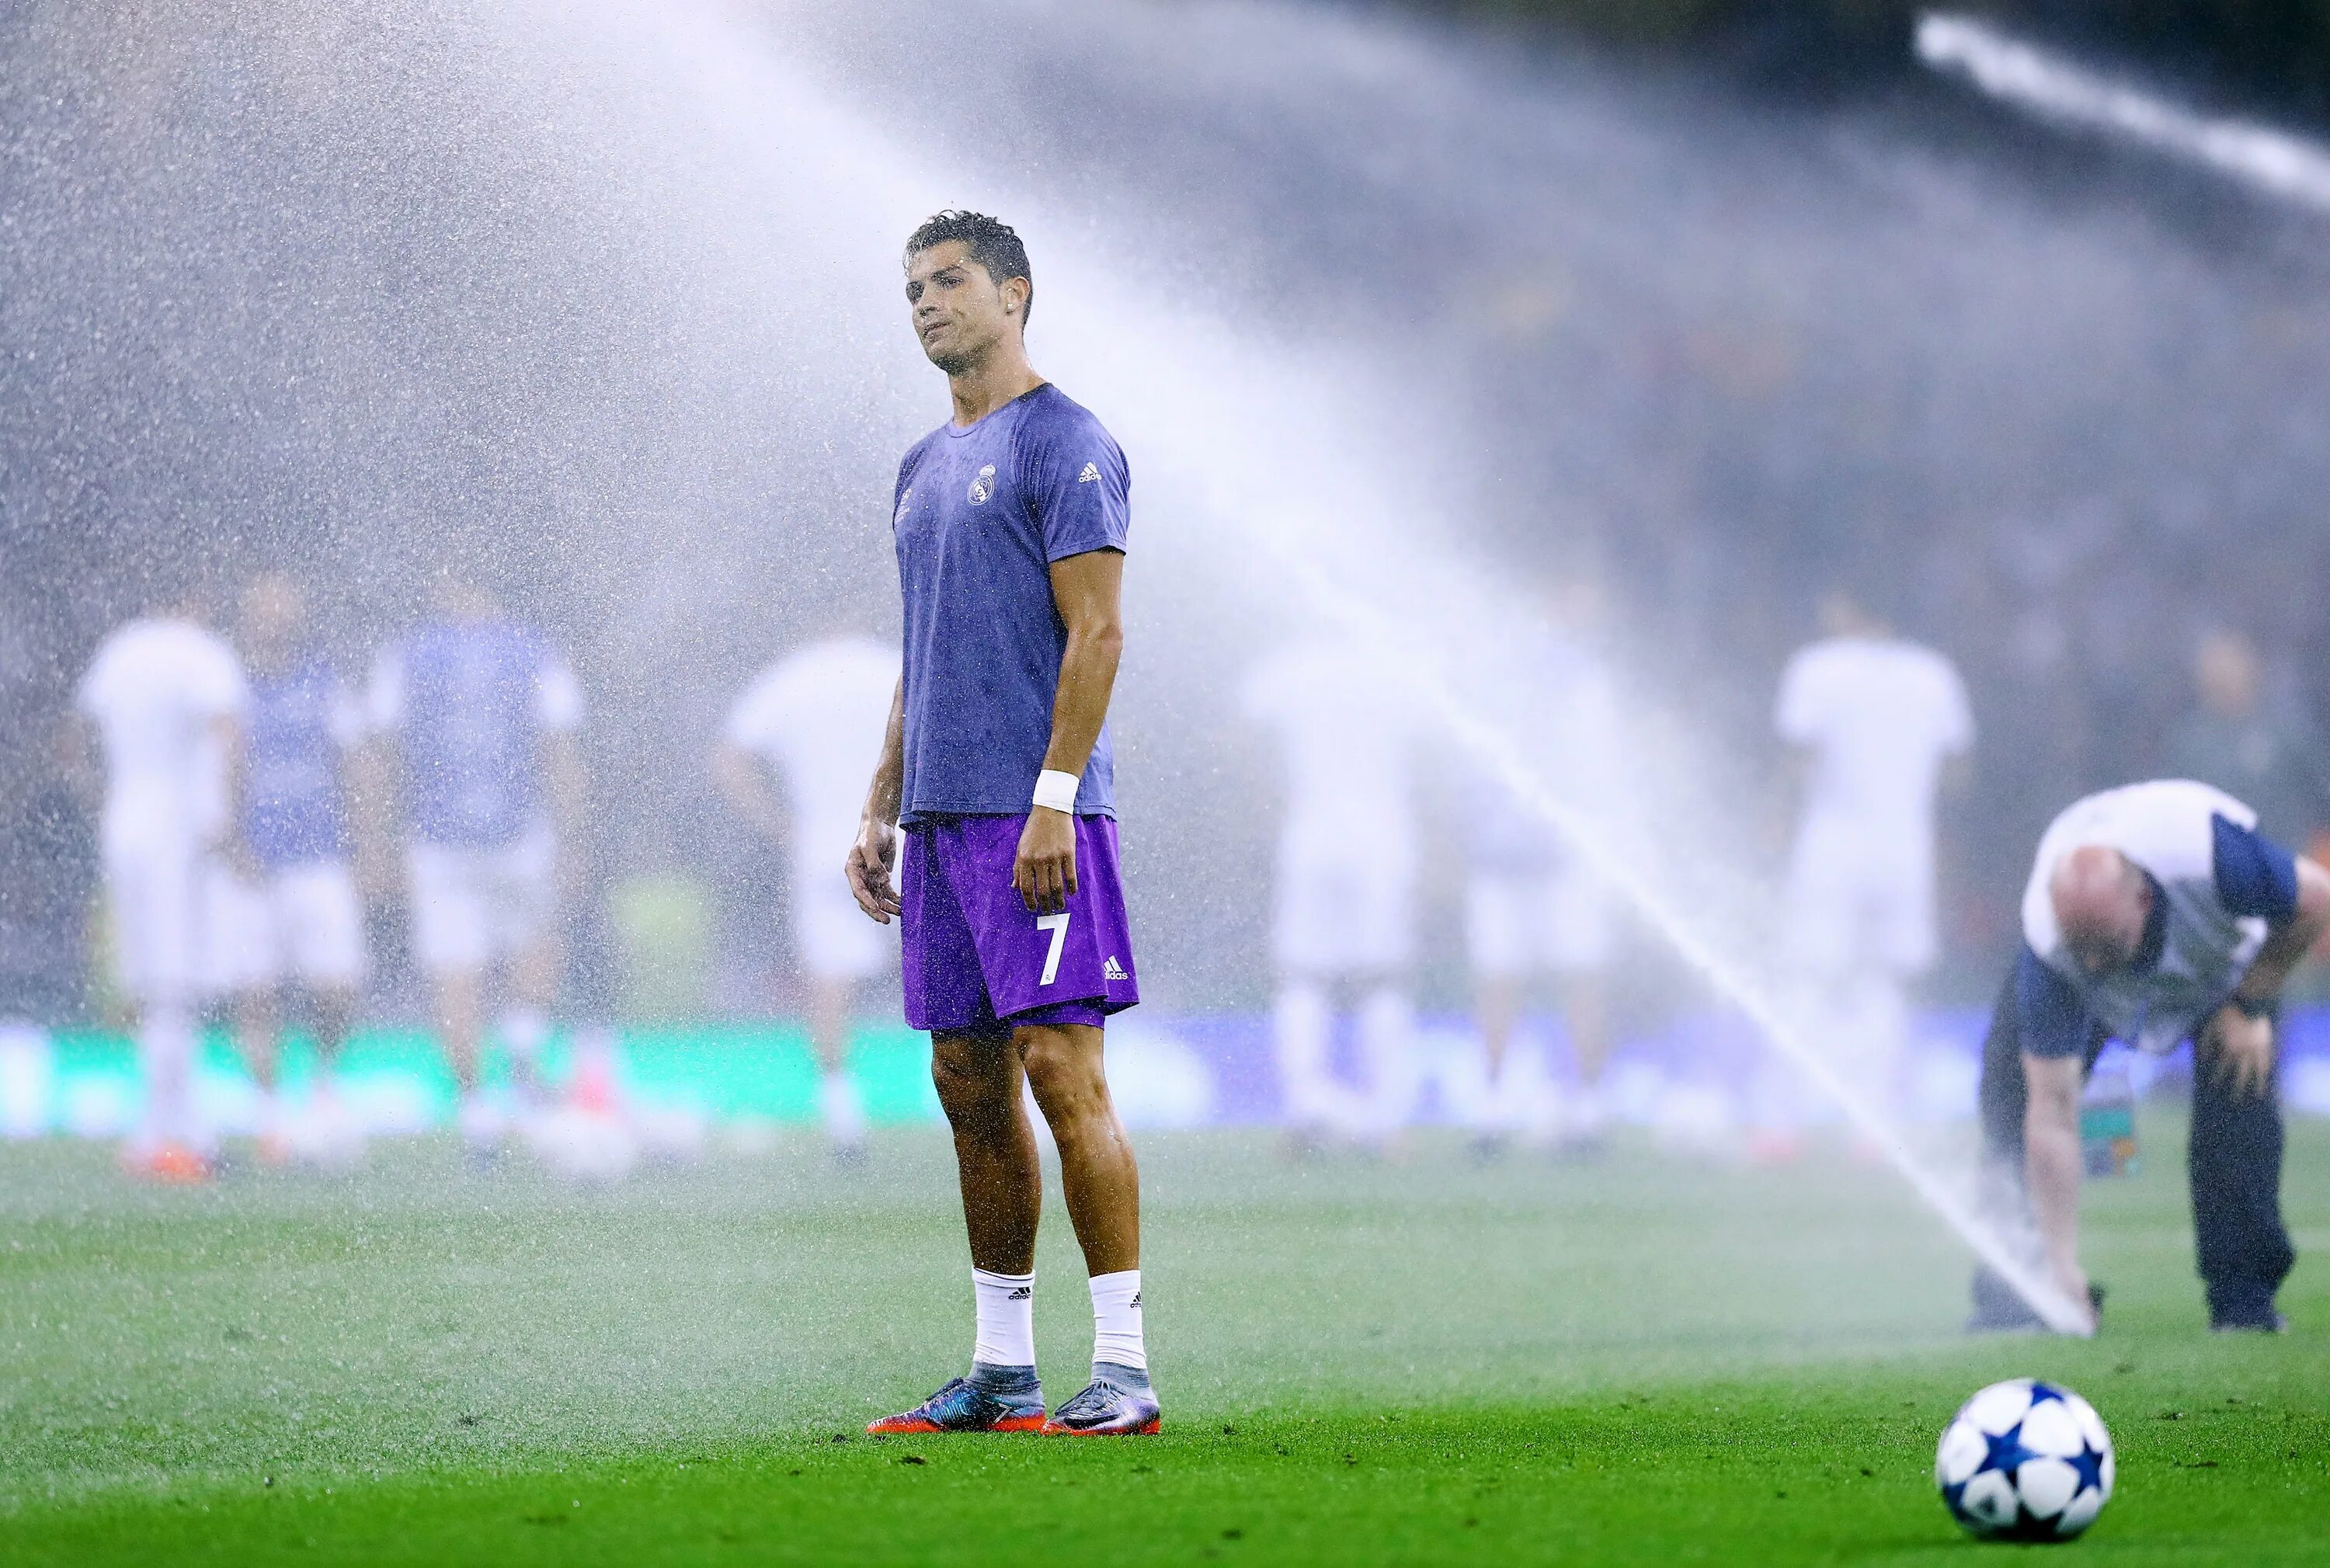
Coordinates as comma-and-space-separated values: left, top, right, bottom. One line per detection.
1, 1118, 2324, 1563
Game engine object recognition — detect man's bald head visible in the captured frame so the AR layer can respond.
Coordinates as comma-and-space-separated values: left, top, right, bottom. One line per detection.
2050, 845, 2153, 975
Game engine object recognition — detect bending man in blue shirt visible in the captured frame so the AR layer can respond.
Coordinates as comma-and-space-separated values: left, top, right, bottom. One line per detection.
1974, 780, 2330, 1334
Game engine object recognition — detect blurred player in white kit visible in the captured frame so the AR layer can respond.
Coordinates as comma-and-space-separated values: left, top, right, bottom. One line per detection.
1772, 589, 1973, 1140
75, 586, 248, 1180
363, 565, 587, 1163
1465, 573, 1625, 1152
1241, 631, 1424, 1149
715, 624, 902, 1160
213, 572, 370, 1166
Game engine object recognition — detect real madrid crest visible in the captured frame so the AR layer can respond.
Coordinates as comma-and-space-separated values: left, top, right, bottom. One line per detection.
968, 464, 996, 506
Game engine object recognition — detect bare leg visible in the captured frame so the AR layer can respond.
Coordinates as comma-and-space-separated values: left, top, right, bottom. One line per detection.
808, 979, 850, 1074
1563, 970, 1612, 1143
1476, 975, 1520, 1084
508, 936, 560, 1017
235, 986, 281, 1097
809, 978, 867, 1151
504, 935, 562, 1099
1564, 971, 1610, 1089
436, 967, 483, 1093
311, 986, 356, 1072
931, 1031, 1042, 1274
1021, 1023, 1140, 1275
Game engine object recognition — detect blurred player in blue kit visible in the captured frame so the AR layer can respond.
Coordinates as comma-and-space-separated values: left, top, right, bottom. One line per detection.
847, 213, 1155, 1436
363, 565, 588, 1165
1974, 780, 2330, 1334
214, 572, 370, 1166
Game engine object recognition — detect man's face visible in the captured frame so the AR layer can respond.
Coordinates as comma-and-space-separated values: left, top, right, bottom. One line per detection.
2056, 855, 2153, 977
904, 240, 1020, 375
2196, 632, 2261, 718
238, 575, 304, 669
432, 571, 497, 621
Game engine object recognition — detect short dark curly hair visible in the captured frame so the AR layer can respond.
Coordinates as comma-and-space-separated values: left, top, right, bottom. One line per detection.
905, 210, 1034, 329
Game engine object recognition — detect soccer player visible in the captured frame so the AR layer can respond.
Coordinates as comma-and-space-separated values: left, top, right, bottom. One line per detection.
214, 572, 370, 1166
1770, 589, 1972, 1142
1971, 780, 2330, 1334
1240, 629, 1425, 1151
363, 565, 587, 1163
849, 212, 1152, 1437
715, 620, 901, 1160
1464, 572, 1624, 1151
74, 586, 249, 1180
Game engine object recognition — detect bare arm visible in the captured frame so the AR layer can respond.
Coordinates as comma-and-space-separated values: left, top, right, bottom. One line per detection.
847, 677, 907, 923
1014, 549, 1125, 915
2022, 1051, 2092, 1324
2207, 854, 2330, 1097
2234, 854, 2330, 1004
55, 714, 102, 810
346, 735, 399, 903
213, 713, 254, 871
712, 743, 787, 844
542, 730, 589, 903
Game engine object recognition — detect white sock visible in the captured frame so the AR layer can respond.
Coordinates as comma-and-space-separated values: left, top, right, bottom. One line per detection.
1090, 1268, 1147, 1375
456, 1092, 506, 1148
971, 1267, 1036, 1369
137, 1003, 197, 1150
499, 1010, 549, 1106
499, 1008, 548, 1062
1272, 983, 1337, 1130
0, 1024, 54, 1139
819, 1069, 865, 1146
1358, 986, 1417, 1136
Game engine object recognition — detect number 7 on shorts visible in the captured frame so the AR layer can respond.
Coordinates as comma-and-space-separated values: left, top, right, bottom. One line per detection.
1036, 912, 1071, 986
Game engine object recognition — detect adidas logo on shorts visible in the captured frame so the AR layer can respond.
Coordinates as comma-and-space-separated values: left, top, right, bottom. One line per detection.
1103, 956, 1128, 981
1076, 461, 1101, 484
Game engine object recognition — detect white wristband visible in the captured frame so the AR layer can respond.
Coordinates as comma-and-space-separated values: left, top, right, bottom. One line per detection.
1032, 769, 1080, 814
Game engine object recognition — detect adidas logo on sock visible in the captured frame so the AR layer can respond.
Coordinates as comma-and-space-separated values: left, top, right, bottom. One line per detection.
1076, 461, 1101, 484
1103, 956, 1128, 981
1007, 1285, 1033, 1300
1129, 1292, 1141, 1308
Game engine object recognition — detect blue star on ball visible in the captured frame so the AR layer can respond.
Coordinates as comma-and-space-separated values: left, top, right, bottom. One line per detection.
1981, 1422, 2040, 1476
2068, 1441, 2108, 1495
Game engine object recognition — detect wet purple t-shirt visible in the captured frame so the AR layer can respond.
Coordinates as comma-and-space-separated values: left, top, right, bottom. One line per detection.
891, 383, 1130, 826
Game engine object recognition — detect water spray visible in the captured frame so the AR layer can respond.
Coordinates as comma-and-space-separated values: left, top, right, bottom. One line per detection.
1918, 11, 2330, 214
1274, 563, 2095, 1337
471, 0, 2093, 1336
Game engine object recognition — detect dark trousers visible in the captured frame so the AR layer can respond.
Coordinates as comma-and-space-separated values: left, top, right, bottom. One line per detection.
1972, 969, 2294, 1326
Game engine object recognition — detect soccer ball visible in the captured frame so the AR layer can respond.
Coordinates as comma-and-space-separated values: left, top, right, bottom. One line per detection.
1935, 1379, 2113, 1542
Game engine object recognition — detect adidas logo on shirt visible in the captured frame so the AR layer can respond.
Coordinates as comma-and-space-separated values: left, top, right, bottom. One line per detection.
1076, 461, 1101, 484
1103, 956, 1128, 981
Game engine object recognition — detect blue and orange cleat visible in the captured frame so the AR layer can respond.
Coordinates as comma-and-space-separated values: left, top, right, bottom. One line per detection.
1042, 1373, 1162, 1436
866, 1377, 1047, 1435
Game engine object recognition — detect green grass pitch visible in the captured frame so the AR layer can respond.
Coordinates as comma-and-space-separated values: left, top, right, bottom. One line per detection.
2, 1118, 2325, 1564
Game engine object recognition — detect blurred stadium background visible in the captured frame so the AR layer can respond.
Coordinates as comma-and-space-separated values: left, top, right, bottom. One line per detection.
7, 0, 2330, 1143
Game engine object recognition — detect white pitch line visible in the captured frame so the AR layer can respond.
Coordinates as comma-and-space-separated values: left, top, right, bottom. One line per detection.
1918, 11, 2330, 214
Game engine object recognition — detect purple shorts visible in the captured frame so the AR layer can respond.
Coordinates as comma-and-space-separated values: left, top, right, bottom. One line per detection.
900, 814, 1139, 1037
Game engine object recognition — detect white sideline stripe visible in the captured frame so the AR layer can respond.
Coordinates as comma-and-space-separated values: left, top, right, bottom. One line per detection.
1917, 12, 2330, 214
